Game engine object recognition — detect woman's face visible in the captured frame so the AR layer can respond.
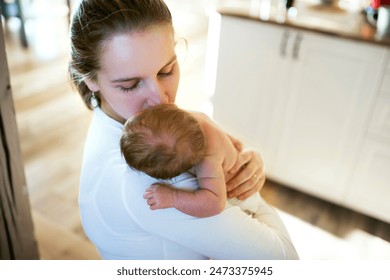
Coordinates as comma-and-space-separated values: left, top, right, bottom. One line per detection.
86, 24, 179, 123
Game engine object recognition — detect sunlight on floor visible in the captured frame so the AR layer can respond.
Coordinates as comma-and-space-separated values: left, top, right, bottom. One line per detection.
278, 210, 390, 259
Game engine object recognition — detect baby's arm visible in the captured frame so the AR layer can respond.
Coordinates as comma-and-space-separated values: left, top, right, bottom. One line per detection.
143, 157, 226, 218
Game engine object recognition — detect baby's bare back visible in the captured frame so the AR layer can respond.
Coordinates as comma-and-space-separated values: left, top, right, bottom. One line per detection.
201, 120, 238, 174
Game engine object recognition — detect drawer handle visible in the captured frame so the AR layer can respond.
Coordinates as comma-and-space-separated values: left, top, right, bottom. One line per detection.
280, 29, 290, 58
292, 33, 303, 60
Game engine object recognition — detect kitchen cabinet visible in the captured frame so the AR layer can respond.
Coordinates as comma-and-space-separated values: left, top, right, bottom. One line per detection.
271, 25, 388, 204
344, 62, 390, 222
207, 14, 390, 222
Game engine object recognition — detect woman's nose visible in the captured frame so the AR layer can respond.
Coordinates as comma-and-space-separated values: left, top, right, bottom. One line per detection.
147, 82, 169, 106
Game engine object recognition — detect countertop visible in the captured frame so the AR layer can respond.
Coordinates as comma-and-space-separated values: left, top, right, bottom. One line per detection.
212, 0, 390, 47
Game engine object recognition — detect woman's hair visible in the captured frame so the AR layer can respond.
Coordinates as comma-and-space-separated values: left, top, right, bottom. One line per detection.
120, 104, 206, 179
68, 0, 173, 109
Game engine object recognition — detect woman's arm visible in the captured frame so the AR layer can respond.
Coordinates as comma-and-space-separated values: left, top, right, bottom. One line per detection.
124, 172, 299, 260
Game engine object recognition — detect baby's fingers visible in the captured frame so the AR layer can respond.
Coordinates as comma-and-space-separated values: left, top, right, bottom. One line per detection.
143, 191, 154, 199
145, 183, 159, 193
145, 197, 155, 206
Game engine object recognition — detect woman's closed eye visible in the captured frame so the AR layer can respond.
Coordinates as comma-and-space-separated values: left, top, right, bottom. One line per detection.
158, 64, 175, 77
118, 80, 141, 92
115, 62, 176, 92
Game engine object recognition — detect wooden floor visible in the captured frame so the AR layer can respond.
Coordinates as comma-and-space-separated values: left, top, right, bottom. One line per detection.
3, 0, 390, 260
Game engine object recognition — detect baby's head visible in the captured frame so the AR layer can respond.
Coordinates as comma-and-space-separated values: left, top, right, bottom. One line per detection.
120, 104, 206, 179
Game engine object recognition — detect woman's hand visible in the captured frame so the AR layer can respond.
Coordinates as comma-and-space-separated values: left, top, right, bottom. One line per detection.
227, 150, 266, 200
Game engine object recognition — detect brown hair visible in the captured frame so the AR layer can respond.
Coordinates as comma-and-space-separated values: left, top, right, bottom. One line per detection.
68, 0, 173, 109
120, 104, 206, 179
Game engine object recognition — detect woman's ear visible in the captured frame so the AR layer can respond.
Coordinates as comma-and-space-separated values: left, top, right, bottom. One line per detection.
84, 78, 100, 92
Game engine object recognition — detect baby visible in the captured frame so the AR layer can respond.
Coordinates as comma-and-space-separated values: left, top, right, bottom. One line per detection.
120, 103, 262, 217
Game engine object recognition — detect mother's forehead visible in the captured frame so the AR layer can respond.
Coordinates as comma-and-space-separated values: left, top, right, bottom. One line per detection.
100, 24, 174, 52
98, 27, 176, 75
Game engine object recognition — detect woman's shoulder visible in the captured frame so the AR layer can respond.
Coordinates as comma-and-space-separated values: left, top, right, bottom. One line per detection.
83, 108, 123, 151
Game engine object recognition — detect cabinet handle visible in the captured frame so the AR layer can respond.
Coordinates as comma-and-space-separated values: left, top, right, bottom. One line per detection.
280, 30, 290, 58
292, 33, 303, 60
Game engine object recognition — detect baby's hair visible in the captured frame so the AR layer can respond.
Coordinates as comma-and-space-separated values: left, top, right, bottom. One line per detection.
121, 104, 206, 179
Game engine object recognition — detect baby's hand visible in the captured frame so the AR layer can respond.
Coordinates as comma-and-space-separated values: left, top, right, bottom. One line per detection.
143, 183, 175, 210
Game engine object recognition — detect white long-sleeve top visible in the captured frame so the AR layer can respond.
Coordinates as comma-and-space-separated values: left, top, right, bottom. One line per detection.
79, 107, 299, 260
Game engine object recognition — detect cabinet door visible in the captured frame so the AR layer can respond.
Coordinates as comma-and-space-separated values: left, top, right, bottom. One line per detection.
344, 139, 390, 223
344, 65, 390, 223
210, 15, 290, 170
272, 31, 388, 202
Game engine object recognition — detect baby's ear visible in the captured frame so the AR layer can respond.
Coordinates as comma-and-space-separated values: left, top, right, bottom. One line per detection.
84, 78, 100, 92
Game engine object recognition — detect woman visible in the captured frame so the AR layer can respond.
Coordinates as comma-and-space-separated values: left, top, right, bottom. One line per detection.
69, 0, 298, 260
